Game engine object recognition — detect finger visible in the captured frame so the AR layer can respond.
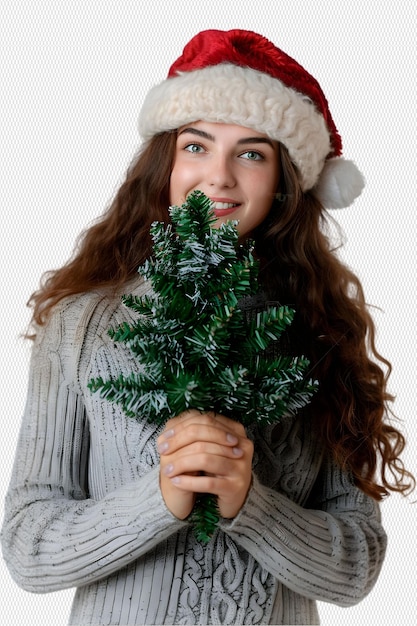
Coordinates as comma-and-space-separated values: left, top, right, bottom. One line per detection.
163, 450, 244, 481
165, 410, 246, 436
169, 474, 220, 494
164, 440, 245, 463
168, 473, 246, 500
158, 413, 247, 454
158, 424, 239, 455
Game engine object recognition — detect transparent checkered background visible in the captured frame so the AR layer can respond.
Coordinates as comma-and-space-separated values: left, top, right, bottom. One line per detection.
1, 2, 416, 624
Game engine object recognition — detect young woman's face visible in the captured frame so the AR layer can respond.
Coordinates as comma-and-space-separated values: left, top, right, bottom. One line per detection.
169, 121, 280, 238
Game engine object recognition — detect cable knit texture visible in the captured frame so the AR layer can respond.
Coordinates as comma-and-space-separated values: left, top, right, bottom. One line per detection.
1, 277, 387, 625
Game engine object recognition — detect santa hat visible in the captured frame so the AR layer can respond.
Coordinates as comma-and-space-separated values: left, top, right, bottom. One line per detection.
138, 29, 364, 209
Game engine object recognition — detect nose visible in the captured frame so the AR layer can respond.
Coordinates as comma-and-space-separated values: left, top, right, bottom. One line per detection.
208, 154, 236, 189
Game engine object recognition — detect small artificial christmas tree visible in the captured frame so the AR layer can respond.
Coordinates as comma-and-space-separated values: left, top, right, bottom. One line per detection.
89, 190, 318, 542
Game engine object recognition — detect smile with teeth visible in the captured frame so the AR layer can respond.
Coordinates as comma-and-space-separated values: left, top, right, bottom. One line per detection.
212, 202, 238, 209
211, 201, 240, 216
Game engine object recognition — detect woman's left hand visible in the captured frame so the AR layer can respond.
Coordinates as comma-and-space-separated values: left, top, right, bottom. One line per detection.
157, 410, 254, 519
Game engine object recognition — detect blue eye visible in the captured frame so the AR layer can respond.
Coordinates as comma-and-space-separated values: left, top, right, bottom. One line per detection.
241, 150, 263, 161
185, 143, 204, 153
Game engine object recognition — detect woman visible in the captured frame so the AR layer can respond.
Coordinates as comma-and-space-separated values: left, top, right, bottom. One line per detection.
1, 29, 414, 625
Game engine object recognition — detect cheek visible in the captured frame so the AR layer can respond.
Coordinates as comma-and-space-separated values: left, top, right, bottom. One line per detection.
248, 203, 273, 232
256, 170, 279, 217
169, 162, 193, 205
169, 173, 182, 206
168, 178, 175, 205
242, 186, 276, 233
252, 178, 276, 212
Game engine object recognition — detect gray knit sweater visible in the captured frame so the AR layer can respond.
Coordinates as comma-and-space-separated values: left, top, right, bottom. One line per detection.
1, 277, 387, 625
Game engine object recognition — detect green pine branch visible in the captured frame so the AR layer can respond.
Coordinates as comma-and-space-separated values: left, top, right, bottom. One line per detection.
89, 190, 318, 542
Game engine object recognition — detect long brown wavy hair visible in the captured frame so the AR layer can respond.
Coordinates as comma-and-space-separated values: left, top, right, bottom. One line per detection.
28, 131, 414, 500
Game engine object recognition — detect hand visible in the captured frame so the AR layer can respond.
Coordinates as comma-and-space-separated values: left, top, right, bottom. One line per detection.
157, 410, 254, 520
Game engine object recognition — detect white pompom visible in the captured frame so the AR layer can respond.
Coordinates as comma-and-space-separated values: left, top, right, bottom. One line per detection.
313, 158, 365, 209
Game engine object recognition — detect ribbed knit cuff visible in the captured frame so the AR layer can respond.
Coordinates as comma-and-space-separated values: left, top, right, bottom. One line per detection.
219, 472, 334, 557
219, 472, 386, 606
2, 467, 188, 593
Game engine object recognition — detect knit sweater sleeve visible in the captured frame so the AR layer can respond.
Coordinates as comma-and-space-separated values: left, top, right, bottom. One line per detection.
220, 454, 387, 607
1, 294, 186, 593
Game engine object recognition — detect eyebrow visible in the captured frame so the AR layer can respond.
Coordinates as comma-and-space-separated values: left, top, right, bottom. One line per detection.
178, 127, 275, 148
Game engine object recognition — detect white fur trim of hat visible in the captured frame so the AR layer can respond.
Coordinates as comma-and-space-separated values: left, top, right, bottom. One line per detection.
138, 29, 365, 209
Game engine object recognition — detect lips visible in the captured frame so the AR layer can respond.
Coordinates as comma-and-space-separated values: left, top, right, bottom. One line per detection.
211, 200, 240, 217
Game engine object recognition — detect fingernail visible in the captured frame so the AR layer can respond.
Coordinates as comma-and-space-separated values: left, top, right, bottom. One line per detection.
164, 464, 174, 475
233, 447, 243, 456
163, 429, 175, 439
158, 441, 169, 454
171, 476, 181, 485
226, 433, 238, 445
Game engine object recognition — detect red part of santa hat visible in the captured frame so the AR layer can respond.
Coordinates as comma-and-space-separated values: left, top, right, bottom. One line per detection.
138, 29, 364, 208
